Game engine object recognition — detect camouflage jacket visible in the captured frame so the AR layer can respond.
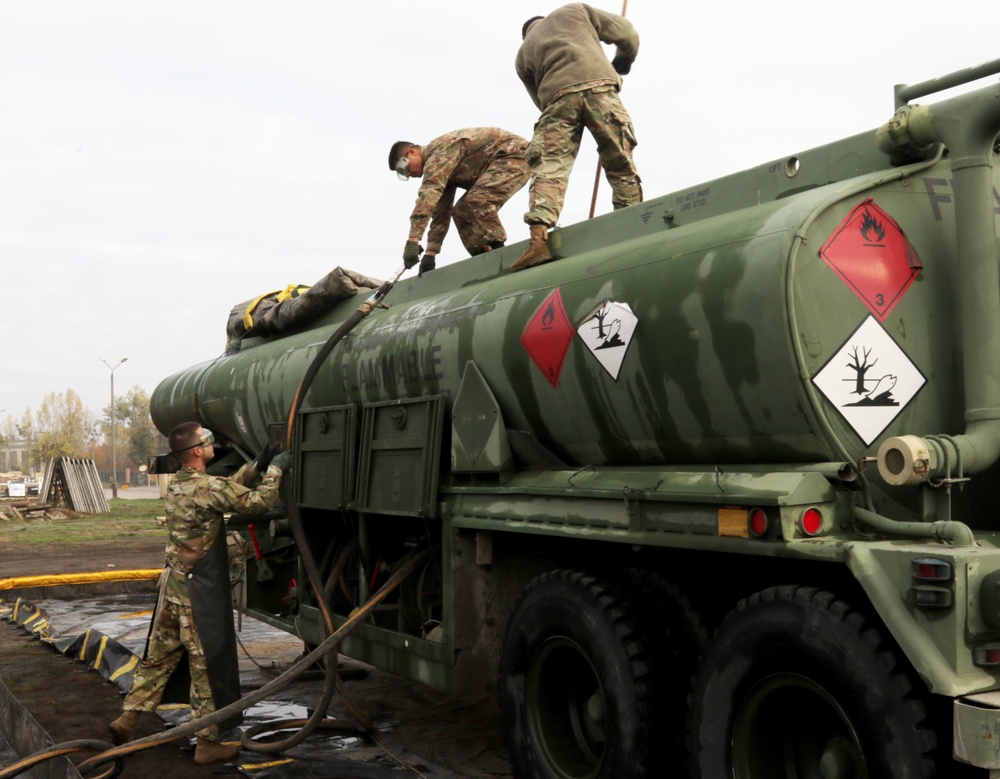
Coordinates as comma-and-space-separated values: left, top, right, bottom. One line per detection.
408, 128, 528, 253
163, 464, 282, 602
516, 3, 639, 110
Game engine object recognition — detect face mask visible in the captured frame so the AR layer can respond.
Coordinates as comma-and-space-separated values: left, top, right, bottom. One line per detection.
395, 154, 411, 181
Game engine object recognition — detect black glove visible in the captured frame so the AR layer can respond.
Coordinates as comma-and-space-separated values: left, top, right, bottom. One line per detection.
418, 255, 436, 277
253, 441, 280, 472
403, 240, 424, 269
271, 450, 293, 472
611, 54, 632, 75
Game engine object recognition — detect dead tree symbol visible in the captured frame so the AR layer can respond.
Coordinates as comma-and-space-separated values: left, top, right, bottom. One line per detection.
593, 308, 610, 339
846, 345, 877, 395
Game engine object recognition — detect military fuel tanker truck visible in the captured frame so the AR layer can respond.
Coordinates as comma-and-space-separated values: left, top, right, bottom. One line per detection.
150, 61, 1000, 777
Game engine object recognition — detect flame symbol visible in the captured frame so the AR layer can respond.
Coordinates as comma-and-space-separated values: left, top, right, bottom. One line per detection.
860, 209, 885, 243
542, 301, 555, 327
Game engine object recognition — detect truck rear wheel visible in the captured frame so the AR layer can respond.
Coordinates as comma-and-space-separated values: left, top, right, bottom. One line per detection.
499, 569, 658, 779
687, 585, 936, 779
624, 569, 709, 773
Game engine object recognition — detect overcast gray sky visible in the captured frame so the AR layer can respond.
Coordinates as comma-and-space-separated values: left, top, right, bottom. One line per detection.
1, 0, 997, 428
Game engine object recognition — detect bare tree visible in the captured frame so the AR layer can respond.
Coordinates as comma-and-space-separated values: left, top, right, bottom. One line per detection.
845, 345, 878, 395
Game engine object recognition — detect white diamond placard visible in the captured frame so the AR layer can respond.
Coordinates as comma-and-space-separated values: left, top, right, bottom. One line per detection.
577, 300, 638, 381
812, 316, 926, 446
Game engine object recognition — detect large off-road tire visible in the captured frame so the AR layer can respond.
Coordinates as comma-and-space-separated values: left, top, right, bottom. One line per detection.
499, 569, 658, 779
624, 569, 709, 773
688, 585, 937, 779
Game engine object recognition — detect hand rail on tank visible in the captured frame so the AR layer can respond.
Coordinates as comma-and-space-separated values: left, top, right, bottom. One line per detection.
895, 58, 1000, 108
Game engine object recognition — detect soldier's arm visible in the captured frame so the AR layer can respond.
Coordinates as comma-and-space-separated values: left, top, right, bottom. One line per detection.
408, 145, 461, 243
585, 4, 639, 65
425, 184, 457, 254
207, 465, 282, 516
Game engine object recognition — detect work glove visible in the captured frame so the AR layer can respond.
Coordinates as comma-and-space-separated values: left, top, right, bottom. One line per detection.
403, 240, 424, 269
418, 254, 436, 277
611, 54, 632, 75
235, 440, 281, 486
270, 450, 293, 472
253, 441, 280, 472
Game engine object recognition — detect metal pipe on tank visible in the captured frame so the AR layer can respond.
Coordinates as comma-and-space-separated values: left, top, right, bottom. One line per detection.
853, 506, 975, 547
894, 59, 1000, 109
876, 81, 1000, 485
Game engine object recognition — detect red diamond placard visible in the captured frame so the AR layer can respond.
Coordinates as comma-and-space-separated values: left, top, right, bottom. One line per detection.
521, 288, 574, 388
820, 198, 922, 321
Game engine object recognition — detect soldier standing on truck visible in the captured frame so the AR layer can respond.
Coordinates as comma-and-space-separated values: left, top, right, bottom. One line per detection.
108, 422, 291, 766
511, 3, 643, 272
389, 127, 530, 276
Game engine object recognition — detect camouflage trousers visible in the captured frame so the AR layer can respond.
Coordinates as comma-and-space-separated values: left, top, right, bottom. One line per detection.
123, 593, 221, 741
524, 85, 642, 227
453, 137, 530, 255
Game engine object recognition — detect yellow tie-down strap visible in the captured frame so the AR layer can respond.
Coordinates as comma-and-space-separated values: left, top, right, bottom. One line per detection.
0, 569, 161, 591
242, 283, 311, 331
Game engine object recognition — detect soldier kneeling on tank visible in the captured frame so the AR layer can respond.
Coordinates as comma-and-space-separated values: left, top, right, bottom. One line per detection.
389, 127, 530, 275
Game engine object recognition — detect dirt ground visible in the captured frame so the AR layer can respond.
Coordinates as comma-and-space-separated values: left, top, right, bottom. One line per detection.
0, 537, 167, 578
0, 539, 512, 778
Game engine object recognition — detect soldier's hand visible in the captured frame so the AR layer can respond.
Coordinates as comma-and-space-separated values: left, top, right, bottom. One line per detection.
403, 240, 424, 269
236, 441, 280, 486
271, 450, 293, 472
418, 254, 436, 277
254, 441, 280, 471
611, 54, 632, 75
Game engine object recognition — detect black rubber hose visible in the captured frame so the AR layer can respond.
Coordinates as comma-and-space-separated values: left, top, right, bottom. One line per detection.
0, 739, 122, 779
72, 547, 429, 776
284, 268, 405, 450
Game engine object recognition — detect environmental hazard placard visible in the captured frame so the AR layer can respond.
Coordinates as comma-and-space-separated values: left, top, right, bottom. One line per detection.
576, 300, 638, 380
811, 315, 926, 446
819, 199, 922, 322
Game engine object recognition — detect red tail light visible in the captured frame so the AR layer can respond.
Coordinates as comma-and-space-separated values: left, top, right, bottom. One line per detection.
799, 508, 823, 536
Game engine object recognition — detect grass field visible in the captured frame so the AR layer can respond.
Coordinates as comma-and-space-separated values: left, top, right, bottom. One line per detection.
0, 499, 166, 545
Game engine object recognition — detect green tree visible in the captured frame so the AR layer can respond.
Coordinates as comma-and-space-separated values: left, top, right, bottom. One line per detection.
32, 390, 95, 463
100, 385, 166, 470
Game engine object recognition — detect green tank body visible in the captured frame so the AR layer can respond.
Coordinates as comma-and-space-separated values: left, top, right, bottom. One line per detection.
149, 65, 1000, 778
153, 153, 965, 469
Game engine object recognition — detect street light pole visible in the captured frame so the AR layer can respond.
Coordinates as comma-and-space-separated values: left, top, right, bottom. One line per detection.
100, 357, 128, 499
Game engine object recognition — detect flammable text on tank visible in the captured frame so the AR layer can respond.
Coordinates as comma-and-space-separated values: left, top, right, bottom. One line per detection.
339, 344, 444, 391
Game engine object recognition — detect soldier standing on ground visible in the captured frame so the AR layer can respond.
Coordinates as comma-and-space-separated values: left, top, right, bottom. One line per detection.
389, 127, 530, 276
512, 3, 643, 272
108, 422, 290, 766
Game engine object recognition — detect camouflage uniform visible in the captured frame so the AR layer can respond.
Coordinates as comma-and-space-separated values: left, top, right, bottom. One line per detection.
516, 3, 642, 227
407, 128, 529, 256
122, 464, 282, 741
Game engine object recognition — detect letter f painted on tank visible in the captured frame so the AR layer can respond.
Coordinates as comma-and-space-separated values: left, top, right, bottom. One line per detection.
924, 178, 952, 221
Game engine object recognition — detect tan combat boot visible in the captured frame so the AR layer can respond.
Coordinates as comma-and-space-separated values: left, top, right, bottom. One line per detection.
108, 710, 141, 745
510, 224, 554, 272
194, 736, 239, 765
